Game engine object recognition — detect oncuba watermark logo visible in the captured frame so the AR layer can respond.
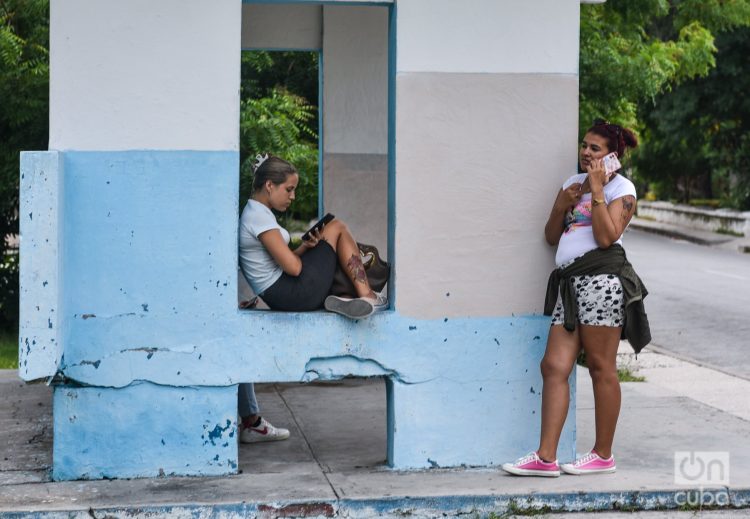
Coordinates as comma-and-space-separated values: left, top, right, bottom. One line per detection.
674, 451, 730, 507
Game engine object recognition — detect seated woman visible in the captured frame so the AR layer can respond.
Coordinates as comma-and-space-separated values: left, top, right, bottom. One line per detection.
239, 154, 387, 319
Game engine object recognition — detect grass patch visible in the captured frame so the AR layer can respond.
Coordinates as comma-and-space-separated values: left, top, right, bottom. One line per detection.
579, 352, 646, 382
0, 330, 19, 369
716, 227, 744, 237
688, 198, 721, 209
617, 367, 645, 382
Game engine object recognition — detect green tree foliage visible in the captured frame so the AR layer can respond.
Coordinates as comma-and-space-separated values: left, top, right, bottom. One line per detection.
579, 0, 719, 131
239, 51, 319, 222
0, 0, 49, 330
636, 27, 750, 208
580, 0, 750, 208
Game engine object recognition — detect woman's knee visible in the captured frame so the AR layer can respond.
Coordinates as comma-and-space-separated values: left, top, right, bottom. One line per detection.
321, 219, 347, 240
586, 356, 618, 383
540, 355, 575, 381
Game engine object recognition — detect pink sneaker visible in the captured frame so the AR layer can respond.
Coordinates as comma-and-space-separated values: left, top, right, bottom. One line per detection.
501, 452, 560, 477
560, 450, 616, 475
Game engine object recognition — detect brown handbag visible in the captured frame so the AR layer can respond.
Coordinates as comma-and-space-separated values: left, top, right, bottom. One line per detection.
330, 243, 390, 297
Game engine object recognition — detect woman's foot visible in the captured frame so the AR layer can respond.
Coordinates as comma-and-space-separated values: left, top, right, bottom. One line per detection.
364, 291, 388, 311
560, 450, 616, 475
501, 451, 560, 477
323, 295, 372, 319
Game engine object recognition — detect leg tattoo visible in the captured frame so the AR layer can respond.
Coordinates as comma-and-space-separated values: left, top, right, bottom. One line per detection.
346, 253, 367, 285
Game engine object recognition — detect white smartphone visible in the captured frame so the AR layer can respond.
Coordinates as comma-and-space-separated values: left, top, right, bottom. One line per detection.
602, 152, 622, 177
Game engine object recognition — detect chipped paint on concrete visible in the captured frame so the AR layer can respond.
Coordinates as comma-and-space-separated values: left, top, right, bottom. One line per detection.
51, 309, 575, 473
2, 488, 749, 518
304, 355, 401, 382
19, 151, 64, 380
53, 383, 237, 481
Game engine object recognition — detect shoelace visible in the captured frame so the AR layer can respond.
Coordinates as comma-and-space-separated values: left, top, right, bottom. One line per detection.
574, 451, 599, 466
516, 452, 539, 465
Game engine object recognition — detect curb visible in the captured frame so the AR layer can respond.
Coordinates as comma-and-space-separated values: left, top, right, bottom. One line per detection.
2, 488, 749, 518
629, 219, 735, 247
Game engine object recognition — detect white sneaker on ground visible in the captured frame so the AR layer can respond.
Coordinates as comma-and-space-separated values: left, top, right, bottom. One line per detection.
240, 417, 290, 443
501, 451, 561, 477
560, 450, 616, 475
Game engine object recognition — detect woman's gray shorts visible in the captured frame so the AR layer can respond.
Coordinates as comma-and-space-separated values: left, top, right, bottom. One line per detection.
550, 274, 624, 328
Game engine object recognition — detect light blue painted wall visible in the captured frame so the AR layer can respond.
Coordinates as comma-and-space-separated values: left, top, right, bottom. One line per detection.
19, 152, 64, 379
53, 383, 237, 480
60, 151, 239, 321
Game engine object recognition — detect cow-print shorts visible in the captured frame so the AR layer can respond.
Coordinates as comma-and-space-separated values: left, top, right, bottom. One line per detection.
550, 274, 624, 327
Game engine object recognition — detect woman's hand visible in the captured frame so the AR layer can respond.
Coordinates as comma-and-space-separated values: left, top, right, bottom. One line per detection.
302, 229, 323, 248
554, 183, 582, 212
545, 183, 582, 246
586, 158, 607, 191
293, 229, 324, 257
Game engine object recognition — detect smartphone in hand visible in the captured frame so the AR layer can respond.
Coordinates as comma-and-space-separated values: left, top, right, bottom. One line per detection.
602, 152, 622, 177
302, 213, 335, 241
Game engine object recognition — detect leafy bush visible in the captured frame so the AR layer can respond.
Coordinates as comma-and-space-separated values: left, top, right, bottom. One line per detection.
0, 0, 49, 332
239, 52, 319, 222
239, 89, 318, 221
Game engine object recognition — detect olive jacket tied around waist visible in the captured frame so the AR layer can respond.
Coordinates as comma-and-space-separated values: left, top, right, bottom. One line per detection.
544, 244, 651, 354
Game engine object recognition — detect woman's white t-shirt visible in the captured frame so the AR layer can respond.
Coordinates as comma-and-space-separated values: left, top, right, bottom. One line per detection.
555, 173, 637, 267
239, 200, 290, 295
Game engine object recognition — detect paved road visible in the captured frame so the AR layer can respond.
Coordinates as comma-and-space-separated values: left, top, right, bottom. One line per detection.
624, 228, 750, 380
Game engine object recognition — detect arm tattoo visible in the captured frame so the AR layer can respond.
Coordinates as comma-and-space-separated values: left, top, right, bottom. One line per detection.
621, 195, 635, 222
346, 253, 368, 285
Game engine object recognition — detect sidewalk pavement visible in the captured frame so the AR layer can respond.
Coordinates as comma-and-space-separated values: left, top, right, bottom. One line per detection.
1, 339, 749, 518
2, 219, 748, 518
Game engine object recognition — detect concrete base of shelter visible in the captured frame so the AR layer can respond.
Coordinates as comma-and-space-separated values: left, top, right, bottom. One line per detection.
52, 383, 239, 480
49, 370, 573, 479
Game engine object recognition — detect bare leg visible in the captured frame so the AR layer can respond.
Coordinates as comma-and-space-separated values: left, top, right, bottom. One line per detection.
319, 220, 374, 298
537, 325, 581, 462
579, 324, 622, 459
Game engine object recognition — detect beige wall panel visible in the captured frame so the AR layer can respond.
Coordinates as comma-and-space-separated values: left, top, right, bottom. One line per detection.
394, 73, 579, 319
241, 5, 322, 50
324, 153, 388, 255
322, 6, 388, 155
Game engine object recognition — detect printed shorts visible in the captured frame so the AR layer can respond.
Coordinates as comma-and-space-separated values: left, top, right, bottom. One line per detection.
551, 274, 624, 327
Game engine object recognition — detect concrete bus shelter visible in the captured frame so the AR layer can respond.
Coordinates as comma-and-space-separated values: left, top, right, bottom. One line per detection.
19, 0, 581, 480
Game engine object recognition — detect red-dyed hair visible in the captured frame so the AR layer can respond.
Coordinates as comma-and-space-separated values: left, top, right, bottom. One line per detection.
587, 119, 638, 158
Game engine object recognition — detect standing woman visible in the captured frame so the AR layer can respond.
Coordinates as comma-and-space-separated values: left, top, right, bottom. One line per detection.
239, 154, 387, 318
502, 120, 649, 477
